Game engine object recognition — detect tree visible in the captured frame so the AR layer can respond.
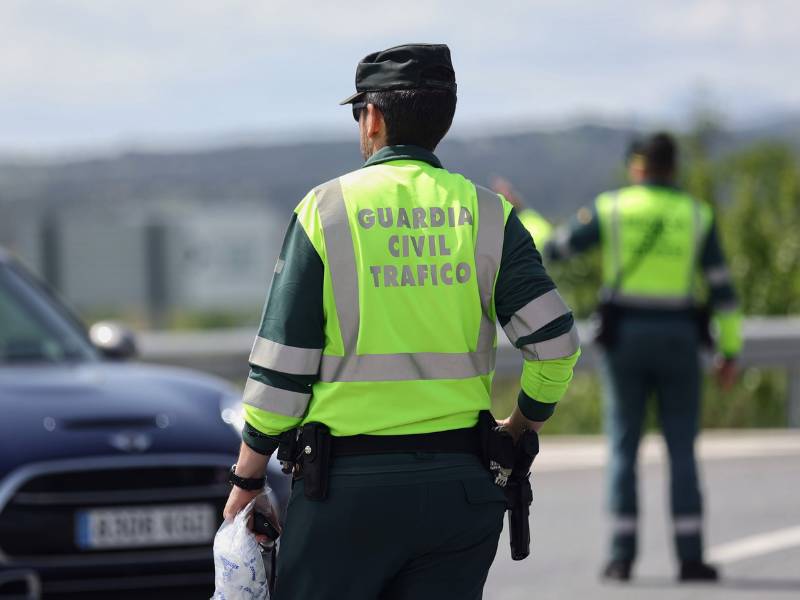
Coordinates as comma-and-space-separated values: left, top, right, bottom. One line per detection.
718, 145, 800, 314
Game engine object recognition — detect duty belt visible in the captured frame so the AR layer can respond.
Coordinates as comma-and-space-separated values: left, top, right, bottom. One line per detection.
276, 414, 539, 560
277, 423, 484, 501
330, 426, 482, 457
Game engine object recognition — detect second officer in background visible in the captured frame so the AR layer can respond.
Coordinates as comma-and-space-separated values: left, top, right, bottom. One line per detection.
545, 132, 742, 583
492, 176, 553, 247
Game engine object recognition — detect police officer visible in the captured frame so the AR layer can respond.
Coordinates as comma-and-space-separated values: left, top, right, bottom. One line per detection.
545, 132, 742, 582
223, 44, 581, 599
492, 176, 553, 246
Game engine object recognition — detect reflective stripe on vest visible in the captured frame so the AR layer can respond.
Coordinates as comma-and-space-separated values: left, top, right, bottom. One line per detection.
704, 264, 732, 286
315, 179, 504, 383
249, 337, 322, 375
520, 327, 581, 361
502, 288, 571, 344
242, 378, 311, 418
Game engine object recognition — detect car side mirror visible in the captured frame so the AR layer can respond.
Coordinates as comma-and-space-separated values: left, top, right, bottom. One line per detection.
89, 321, 138, 360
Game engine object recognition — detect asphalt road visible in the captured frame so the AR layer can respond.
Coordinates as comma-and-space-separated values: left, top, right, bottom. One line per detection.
484, 431, 800, 600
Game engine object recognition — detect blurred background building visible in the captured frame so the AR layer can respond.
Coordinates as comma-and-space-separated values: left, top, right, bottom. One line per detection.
2, 203, 285, 326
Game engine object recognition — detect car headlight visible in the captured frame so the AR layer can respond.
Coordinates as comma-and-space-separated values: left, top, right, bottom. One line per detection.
220, 390, 245, 433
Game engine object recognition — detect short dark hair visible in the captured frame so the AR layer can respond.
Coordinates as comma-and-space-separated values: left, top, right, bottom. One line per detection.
365, 88, 457, 151
627, 132, 678, 177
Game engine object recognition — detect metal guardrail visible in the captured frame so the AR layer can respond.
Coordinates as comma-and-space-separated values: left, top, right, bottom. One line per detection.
138, 318, 800, 427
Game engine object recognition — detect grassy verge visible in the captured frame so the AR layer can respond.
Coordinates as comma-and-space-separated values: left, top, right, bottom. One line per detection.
491, 367, 788, 434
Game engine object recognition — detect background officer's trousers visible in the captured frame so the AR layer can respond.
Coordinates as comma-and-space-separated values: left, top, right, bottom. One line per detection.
601, 314, 704, 563
274, 452, 506, 600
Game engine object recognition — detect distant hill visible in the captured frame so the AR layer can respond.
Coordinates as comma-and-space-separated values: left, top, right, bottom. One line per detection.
2, 118, 799, 226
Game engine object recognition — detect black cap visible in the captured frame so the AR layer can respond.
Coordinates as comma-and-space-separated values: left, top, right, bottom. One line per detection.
339, 43, 456, 105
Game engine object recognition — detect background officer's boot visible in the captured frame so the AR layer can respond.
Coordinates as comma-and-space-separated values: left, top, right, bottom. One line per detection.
679, 560, 719, 582
601, 559, 632, 582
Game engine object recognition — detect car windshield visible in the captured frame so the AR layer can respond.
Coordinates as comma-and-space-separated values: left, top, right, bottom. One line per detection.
0, 263, 97, 364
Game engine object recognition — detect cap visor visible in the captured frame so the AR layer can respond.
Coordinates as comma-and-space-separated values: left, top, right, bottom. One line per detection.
339, 91, 365, 105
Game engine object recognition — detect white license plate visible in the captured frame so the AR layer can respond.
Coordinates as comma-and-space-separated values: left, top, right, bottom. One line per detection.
76, 504, 216, 549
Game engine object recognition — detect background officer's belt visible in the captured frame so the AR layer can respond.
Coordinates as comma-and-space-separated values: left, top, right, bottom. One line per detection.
330, 426, 481, 457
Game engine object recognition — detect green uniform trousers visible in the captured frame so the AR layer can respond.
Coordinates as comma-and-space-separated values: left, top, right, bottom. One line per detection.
601, 314, 704, 562
273, 452, 506, 600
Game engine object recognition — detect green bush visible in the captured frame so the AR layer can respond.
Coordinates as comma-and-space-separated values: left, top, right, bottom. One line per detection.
492, 367, 788, 435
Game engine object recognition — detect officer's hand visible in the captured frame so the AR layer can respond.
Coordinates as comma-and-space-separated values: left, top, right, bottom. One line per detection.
223, 487, 280, 544
223, 485, 260, 521
496, 417, 520, 443
498, 407, 544, 444
715, 357, 738, 391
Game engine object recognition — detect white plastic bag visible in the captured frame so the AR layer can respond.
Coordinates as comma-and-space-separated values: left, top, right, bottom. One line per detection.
212, 498, 269, 600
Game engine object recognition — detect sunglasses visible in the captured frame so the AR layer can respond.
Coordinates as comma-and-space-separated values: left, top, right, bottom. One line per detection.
351, 101, 367, 122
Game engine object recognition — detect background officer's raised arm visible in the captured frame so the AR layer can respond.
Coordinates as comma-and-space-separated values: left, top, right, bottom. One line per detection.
544, 205, 601, 261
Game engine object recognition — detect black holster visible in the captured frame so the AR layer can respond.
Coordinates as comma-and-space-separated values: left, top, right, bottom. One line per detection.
478, 412, 515, 485
477, 411, 539, 560
594, 300, 622, 349
297, 422, 332, 501
505, 429, 539, 561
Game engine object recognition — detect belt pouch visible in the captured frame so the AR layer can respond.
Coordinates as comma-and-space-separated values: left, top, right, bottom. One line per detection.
300, 422, 331, 500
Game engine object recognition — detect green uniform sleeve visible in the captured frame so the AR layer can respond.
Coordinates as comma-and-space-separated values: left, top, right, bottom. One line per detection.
242, 211, 325, 446
700, 216, 743, 358
518, 350, 581, 420
714, 310, 743, 358
242, 421, 282, 455
495, 210, 581, 421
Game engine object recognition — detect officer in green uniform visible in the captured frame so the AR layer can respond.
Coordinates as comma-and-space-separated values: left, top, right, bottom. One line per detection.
492, 176, 553, 246
545, 133, 741, 583
222, 44, 581, 599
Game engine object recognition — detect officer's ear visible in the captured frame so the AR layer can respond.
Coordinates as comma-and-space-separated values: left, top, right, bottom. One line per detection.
364, 103, 386, 140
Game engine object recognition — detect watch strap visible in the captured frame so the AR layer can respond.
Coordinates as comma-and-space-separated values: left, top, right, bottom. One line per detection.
228, 464, 266, 491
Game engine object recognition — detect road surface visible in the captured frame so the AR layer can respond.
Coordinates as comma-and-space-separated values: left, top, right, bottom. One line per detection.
485, 430, 800, 599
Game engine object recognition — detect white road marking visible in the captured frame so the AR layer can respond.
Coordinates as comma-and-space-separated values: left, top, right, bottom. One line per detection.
708, 525, 800, 564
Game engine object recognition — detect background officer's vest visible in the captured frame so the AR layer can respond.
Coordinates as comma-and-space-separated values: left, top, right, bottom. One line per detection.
596, 185, 712, 309
517, 208, 553, 247
295, 160, 513, 436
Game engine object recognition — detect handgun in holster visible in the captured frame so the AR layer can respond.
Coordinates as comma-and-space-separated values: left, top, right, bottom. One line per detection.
478, 411, 515, 486
276, 428, 301, 475
477, 412, 539, 560
505, 429, 539, 561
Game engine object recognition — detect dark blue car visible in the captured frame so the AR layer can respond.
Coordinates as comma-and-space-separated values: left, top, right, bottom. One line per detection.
0, 249, 288, 598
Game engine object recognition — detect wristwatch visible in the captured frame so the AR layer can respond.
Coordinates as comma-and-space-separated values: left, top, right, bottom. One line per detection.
228, 464, 266, 491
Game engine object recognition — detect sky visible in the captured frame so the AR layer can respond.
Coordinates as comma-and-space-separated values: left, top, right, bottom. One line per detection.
2, 0, 798, 153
